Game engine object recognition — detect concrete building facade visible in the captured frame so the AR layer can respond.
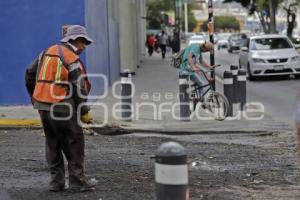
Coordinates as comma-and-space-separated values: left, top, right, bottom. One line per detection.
0, 0, 146, 104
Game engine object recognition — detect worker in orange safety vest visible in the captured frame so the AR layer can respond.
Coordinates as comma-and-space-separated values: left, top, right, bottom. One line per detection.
25, 25, 96, 192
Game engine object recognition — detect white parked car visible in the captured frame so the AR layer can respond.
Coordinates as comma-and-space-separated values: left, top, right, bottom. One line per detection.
238, 34, 300, 80
188, 35, 205, 45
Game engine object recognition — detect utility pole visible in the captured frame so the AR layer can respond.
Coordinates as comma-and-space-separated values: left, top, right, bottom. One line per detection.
207, 0, 215, 90
173, 0, 181, 53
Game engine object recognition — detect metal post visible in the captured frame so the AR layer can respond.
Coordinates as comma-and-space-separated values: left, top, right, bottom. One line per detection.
121, 71, 133, 121
223, 71, 234, 117
179, 74, 190, 121
237, 69, 247, 111
208, 0, 215, 90
173, 0, 181, 53
155, 142, 189, 200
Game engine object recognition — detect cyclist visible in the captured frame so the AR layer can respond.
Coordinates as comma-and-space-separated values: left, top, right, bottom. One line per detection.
179, 41, 216, 101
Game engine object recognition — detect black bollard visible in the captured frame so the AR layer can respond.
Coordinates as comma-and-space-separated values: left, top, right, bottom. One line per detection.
230, 65, 239, 103
223, 71, 234, 117
237, 69, 247, 111
121, 71, 133, 121
179, 74, 190, 121
155, 142, 189, 200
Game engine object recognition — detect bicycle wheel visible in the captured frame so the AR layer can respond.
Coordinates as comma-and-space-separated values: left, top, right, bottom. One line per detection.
205, 91, 230, 121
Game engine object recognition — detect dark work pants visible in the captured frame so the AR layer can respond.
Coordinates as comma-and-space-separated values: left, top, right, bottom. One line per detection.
147, 45, 154, 56
160, 44, 166, 59
39, 110, 85, 186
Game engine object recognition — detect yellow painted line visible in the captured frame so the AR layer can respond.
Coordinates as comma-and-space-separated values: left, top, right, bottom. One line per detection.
0, 119, 41, 126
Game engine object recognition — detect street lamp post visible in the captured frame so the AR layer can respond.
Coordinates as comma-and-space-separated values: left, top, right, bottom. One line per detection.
207, 0, 215, 90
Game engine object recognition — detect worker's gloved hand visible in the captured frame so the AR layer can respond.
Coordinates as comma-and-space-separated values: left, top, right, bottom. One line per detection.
80, 111, 93, 124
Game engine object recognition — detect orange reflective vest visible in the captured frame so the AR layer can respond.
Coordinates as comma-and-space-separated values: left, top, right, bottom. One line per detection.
33, 44, 90, 103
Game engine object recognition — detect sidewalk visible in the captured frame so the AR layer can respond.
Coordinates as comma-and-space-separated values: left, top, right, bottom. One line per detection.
0, 54, 292, 134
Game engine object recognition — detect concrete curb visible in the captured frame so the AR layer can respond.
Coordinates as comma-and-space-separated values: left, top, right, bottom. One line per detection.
0, 123, 281, 136
120, 127, 280, 135
0, 119, 291, 136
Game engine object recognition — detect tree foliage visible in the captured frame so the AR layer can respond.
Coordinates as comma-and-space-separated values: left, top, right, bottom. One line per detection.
181, 4, 198, 32
201, 16, 240, 32
223, 0, 300, 37
188, 11, 197, 32
146, 0, 197, 31
146, 0, 174, 29
223, 0, 282, 33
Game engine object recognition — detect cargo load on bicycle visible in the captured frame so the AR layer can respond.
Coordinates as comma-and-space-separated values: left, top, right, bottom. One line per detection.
171, 48, 186, 69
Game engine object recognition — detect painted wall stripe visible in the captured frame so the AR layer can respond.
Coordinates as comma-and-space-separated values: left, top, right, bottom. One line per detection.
0, 119, 41, 126
155, 163, 188, 185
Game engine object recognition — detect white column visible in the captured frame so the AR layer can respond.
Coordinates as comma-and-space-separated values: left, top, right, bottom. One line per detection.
139, 0, 147, 59
118, 0, 136, 72
184, 2, 188, 38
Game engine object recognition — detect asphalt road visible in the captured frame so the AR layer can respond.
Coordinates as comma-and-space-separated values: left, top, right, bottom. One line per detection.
211, 49, 300, 125
1, 128, 300, 200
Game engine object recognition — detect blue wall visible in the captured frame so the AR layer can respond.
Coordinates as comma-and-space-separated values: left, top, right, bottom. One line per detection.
85, 0, 120, 98
0, 0, 120, 105
0, 0, 84, 104
85, 0, 110, 98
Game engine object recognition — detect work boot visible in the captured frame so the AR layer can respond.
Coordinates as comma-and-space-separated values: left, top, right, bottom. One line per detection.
49, 183, 65, 192
49, 176, 65, 192
69, 176, 97, 192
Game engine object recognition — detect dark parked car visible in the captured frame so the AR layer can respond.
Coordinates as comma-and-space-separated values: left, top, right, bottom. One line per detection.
216, 33, 231, 50
228, 33, 248, 53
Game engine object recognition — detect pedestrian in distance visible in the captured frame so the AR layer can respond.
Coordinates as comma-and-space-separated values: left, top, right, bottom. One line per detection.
145, 34, 156, 56
154, 33, 160, 53
25, 25, 97, 192
179, 41, 216, 101
158, 29, 169, 59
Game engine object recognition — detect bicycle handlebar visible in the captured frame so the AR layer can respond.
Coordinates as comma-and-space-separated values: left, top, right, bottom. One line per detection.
192, 64, 221, 74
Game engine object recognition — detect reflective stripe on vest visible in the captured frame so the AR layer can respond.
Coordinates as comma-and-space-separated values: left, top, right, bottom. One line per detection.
41, 56, 51, 80
40, 56, 63, 83
54, 58, 63, 83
